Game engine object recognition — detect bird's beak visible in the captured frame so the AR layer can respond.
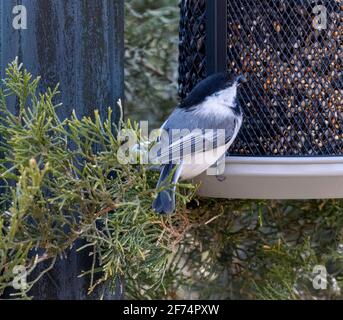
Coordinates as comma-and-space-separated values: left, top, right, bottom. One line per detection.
237, 75, 247, 86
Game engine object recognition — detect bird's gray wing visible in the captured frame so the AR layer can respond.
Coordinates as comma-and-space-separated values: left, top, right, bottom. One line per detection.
150, 108, 237, 165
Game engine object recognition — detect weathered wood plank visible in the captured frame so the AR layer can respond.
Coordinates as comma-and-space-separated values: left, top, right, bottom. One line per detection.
1, 0, 124, 119
0, 0, 124, 300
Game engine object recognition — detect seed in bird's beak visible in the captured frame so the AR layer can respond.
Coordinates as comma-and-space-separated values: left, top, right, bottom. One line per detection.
237, 75, 247, 85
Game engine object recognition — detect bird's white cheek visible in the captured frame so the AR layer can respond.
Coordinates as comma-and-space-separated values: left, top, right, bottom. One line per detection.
194, 97, 234, 119
220, 85, 237, 105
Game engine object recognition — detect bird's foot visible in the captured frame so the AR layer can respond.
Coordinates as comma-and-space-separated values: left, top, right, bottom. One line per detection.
216, 175, 226, 182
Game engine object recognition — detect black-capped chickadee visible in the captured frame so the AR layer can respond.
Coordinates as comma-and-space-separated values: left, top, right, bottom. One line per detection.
152, 72, 246, 214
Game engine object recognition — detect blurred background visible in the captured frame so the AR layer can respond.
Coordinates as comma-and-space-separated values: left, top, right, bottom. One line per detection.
125, 0, 343, 300
125, 0, 179, 126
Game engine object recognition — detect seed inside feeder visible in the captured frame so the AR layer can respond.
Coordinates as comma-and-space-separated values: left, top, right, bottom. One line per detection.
179, 0, 342, 157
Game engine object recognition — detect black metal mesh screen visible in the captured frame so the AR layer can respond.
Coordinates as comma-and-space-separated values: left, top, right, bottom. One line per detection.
179, 0, 207, 98
179, 0, 342, 157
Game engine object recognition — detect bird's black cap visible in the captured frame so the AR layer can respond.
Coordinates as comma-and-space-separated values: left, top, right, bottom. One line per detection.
179, 72, 243, 110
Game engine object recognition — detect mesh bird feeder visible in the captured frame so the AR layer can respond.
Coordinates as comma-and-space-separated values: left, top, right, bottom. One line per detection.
179, 0, 343, 199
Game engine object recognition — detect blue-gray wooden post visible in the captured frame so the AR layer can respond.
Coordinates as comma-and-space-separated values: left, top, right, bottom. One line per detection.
0, 0, 124, 299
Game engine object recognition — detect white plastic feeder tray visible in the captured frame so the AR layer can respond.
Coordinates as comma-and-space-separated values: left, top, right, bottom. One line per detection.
180, 0, 342, 200
194, 157, 343, 200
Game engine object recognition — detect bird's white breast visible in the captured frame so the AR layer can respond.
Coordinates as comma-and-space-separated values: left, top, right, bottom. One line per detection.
180, 114, 243, 181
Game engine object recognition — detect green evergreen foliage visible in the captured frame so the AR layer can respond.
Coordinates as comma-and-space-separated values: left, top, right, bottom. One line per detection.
190, 200, 343, 299
0, 60, 194, 299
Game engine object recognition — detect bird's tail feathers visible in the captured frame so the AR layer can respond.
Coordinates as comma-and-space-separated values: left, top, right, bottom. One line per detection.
152, 164, 181, 215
